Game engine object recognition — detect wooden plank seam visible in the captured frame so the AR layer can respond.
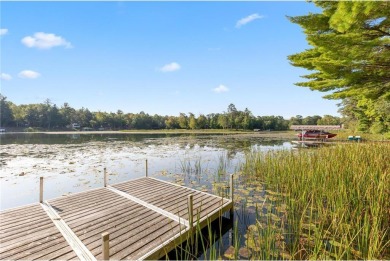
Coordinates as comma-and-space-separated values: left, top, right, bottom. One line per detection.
3, 177, 233, 261
40, 202, 97, 261
149, 177, 231, 202
137, 226, 190, 260
198, 200, 233, 225
106, 176, 149, 187
106, 186, 190, 228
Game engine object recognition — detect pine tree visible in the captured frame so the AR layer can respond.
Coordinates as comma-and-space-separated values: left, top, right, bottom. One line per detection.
288, 1, 389, 132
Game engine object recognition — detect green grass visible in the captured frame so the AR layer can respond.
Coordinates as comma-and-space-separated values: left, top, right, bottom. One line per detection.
333, 130, 390, 141
241, 142, 390, 259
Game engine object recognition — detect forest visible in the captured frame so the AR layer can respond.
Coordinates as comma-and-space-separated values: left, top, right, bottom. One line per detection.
0, 95, 341, 131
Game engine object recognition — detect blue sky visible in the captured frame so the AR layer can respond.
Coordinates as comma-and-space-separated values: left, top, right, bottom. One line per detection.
1, 1, 340, 118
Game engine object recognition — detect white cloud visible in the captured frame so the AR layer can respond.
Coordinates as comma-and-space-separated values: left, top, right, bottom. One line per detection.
236, 13, 263, 28
0, 28, 8, 36
213, 84, 229, 93
159, 62, 181, 72
0, 73, 12, 80
21, 32, 72, 49
18, 70, 41, 79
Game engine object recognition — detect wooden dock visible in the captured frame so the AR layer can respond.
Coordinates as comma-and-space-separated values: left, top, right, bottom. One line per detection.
0, 176, 233, 260
291, 140, 340, 148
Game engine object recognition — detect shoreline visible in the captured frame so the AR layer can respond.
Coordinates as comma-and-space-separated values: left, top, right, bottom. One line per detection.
1, 130, 297, 138
2, 131, 388, 142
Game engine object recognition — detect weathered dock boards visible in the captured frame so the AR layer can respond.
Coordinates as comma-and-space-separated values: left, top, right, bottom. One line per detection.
0, 177, 233, 260
0, 204, 80, 260
111, 177, 232, 227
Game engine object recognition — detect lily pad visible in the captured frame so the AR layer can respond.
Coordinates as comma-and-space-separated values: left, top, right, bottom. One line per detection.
279, 251, 292, 260
266, 213, 281, 222
245, 236, 262, 252
240, 190, 251, 196
223, 245, 236, 260
238, 247, 252, 259
275, 204, 288, 213
247, 224, 259, 233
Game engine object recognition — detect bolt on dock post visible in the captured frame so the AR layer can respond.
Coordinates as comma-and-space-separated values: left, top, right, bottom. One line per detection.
39, 177, 43, 203
104, 167, 108, 187
230, 174, 234, 220
188, 194, 194, 243
102, 232, 109, 260
145, 159, 148, 177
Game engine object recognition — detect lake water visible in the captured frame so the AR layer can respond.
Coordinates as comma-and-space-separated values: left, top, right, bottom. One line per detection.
0, 132, 293, 258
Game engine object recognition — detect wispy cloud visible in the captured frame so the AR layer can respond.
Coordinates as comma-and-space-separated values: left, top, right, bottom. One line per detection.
213, 84, 229, 93
159, 62, 181, 72
236, 13, 263, 28
0, 73, 12, 81
0, 28, 8, 36
21, 32, 72, 49
18, 70, 41, 79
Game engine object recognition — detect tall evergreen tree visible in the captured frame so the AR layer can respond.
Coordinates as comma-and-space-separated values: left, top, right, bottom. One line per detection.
288, 1, 389, 132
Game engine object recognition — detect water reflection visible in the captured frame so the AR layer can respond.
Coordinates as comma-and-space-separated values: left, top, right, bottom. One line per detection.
1, 133, 292, 210
0, 133, 293, 259
0, 133, 176, 145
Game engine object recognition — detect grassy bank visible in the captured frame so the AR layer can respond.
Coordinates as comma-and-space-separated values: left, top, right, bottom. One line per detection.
334, 130, 390, 141
240, 142, 390, 259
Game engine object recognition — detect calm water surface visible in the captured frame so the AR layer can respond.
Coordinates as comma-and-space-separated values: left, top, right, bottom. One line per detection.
0, 132, 293, 259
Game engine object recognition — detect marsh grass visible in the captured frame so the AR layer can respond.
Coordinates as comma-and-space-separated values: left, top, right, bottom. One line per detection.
179, 156, 203, 175
242, 142, 390, 259
167, 142, 388, 260
217, 152, 230, 176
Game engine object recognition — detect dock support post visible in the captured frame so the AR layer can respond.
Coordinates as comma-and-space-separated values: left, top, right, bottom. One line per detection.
104, 167, 107, 187
229, 174, 234, 220
102, 232, 109, 260
39, 177, 43, 203
145, 159, 148, 177
188, 194, 194, 243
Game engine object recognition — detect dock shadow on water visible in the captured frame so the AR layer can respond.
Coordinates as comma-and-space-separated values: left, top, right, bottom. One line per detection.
163, 216, 234, 260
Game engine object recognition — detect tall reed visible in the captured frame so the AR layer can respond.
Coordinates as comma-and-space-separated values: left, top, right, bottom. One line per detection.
242, 142, 390, 259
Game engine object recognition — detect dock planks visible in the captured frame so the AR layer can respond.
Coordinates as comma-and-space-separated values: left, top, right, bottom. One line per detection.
0, 177, 233, 260
0, 204, 79, 261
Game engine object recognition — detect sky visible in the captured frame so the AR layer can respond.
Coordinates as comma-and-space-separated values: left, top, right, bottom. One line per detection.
0, 1, 341, 118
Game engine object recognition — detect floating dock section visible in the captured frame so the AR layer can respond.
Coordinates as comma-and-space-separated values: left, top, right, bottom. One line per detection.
0, 176, 233, 260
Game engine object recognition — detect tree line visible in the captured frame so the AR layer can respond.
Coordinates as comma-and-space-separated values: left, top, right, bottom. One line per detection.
0, 96, 342, 131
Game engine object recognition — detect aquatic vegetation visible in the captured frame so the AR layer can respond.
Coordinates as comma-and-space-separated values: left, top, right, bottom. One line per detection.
4, 133, 387, 259
152, 142, 389, 260
217, 152, 230, 176
241, 142, 390, 260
